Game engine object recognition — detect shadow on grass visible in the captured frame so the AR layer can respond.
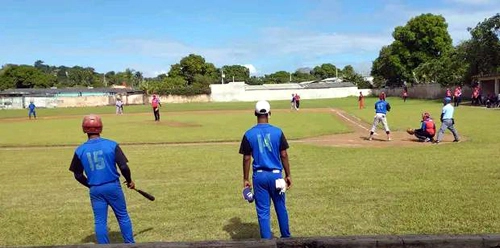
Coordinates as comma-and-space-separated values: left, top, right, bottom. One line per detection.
223, 217, 265, 240
81, 227, 153, 244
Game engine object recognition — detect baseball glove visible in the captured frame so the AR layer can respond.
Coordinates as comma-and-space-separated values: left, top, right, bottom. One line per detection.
406, 128, 415, 135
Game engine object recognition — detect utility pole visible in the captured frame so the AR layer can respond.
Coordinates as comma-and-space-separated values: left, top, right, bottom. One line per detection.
221, 69, 225, 84
289, 72, 292, 82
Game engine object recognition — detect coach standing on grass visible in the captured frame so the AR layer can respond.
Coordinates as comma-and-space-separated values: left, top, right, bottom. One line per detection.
69, 115, 136, 244
239, 100, 292, 239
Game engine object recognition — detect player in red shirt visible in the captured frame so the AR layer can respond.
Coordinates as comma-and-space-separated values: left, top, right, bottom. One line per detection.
151, 95, 162, 121
294, 94, 300, 111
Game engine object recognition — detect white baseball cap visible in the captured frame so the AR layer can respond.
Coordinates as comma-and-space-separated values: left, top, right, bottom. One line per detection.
255, 100, 271, 115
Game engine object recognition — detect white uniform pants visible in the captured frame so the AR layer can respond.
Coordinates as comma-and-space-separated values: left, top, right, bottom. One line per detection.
371, 113, 390, 132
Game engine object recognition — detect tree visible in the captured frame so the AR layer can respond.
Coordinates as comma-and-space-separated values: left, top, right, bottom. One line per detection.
179, 54, 206, 84
291, 70, 316, 82
414, 42, 469, 86
134, 71, 144, 86
247, 76, 264, 85
0, 65, 56, 90
371, 13, 453, 86
166, 54, 219, 86
312, 63, 338, 79
342, 65, 371, 88
371, 45, 405, 86
168, 64, 182, 78
263, 71, 291, 84
221, 65, 250, 82
465, 14, 500, 80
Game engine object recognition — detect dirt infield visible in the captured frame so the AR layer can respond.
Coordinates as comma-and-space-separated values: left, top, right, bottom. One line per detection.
299, 108, 459, 148
0, 108, 461, 150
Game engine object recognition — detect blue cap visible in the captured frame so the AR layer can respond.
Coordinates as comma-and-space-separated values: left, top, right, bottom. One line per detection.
242, 187, 254, 203
444, 97, 452, 103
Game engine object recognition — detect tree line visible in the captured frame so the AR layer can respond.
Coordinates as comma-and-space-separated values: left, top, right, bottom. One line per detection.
0, 55, 369, 95
371, 13, 500, 88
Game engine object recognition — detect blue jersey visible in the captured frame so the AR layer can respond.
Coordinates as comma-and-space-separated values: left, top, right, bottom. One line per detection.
28, 103, 36, 111
74, 138, 122, 186
374, 100, 391, 114
239, 124, 289, 172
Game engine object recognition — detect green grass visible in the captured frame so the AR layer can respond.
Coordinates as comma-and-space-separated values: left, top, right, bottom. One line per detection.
1, 97, 500, 246
0, 111, 348, 146
0, 98, 348, 119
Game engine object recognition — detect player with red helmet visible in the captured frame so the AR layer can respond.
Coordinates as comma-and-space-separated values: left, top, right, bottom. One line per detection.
412, 112, 436, 142
69, 115, 136, 244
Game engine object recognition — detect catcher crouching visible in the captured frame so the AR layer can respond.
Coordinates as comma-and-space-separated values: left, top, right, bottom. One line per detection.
407, 112, 436, 142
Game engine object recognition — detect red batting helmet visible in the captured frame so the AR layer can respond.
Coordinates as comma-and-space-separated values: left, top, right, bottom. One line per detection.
82, 115, 103, 134
379, 92, 386, 100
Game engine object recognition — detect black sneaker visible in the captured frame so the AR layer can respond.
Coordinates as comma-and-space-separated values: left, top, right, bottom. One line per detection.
453, 140, 460, 143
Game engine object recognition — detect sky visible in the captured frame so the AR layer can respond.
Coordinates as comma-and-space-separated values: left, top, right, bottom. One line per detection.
1, 0, 499, 77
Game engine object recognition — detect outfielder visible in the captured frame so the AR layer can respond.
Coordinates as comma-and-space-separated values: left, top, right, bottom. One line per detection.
368, 92, 391, 141
28, 101, 36, 119
69, 115, 135, 244
435, 97, 460, 144
239, 100, 292, 239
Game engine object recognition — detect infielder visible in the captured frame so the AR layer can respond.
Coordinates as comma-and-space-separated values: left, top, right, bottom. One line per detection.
28, 101, 36, 119
239, 100, 292, 239
116, 98, 124, 115
69, 115, 135, 244
435, 97, 460, 144
368, 92, 391, 141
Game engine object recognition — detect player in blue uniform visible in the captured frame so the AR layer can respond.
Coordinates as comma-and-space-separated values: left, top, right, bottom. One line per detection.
28, 101, 36, 119
368, 92, 391, 141
69, 115, 135, 244
239, 100, 292, 239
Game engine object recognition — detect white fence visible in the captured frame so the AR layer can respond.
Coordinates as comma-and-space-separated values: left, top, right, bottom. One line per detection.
209, 82, 372, 102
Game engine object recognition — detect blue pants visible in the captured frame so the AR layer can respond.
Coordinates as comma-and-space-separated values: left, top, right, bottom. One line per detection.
253, 171, 290, 239
89, 181, 134, 244
29, 110, 36, 118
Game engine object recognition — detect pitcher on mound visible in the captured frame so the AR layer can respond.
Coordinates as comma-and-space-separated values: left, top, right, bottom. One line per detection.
368, 92, 391, 141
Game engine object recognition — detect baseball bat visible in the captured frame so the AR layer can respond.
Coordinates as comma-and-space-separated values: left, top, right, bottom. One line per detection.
123, 181, 155, 201
134, 188, 155, 201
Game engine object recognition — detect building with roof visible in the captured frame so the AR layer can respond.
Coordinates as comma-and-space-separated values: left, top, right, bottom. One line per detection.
473, 73, 500, 96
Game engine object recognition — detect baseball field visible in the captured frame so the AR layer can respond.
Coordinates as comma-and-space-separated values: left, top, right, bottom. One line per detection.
1, 97, 499, 246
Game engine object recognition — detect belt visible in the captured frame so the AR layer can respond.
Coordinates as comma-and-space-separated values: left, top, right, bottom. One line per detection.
256, 169, 281, 173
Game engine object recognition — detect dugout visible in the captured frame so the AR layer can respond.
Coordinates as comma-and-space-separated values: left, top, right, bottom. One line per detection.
473, 73, 500, 96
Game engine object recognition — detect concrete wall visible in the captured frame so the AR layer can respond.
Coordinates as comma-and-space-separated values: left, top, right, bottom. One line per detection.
21, 234, 500, 248
0, 93, 211, 109
0, 96, 23, 109
156, 94, 211, 104
210, 82, 372, 102
371, 84, 473, 100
